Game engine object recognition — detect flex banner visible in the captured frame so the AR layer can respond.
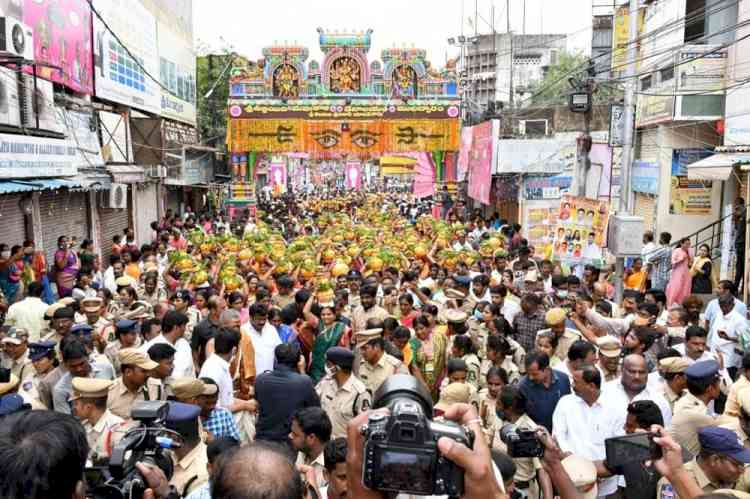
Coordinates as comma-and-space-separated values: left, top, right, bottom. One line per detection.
227, 119, 460, 155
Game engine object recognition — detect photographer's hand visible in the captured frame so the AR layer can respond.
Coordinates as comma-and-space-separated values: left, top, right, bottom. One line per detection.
648, 425, 704, 499
136, 462, 171, 499
437, 403, 506, 499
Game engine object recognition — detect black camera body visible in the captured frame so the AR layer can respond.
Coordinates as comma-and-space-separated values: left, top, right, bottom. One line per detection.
500, 424, 544, 458
86, 401, 176, 499
361, 375, 473, 497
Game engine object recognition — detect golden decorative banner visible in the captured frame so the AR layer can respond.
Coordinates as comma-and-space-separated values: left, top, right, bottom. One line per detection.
228, 119, 460, 154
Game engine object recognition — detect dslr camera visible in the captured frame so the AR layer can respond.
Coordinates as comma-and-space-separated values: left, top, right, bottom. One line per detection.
86, 401, 177, 499
361, 375, 474, 497
500, 423, 545, 458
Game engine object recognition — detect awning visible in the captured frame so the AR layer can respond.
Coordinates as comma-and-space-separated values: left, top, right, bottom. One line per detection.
0, 178, 82, 194
107, 164, 146, 183
687, 152, 750, 180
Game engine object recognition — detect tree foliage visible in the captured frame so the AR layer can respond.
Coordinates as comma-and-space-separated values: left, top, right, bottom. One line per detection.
527, 51, 622, 107
196, 54, 234, 149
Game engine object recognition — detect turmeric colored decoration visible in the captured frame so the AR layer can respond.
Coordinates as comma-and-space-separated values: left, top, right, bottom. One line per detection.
228, 119, 459, 154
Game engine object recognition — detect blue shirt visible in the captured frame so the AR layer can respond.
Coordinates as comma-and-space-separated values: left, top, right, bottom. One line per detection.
518, 369, 571, 432
202, 407, 241, 442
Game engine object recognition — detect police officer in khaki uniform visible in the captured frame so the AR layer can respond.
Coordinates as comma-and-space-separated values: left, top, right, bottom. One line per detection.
42, 305, 75, 346
537, 308, 582, 362
1, 328, 33, 383
657, 427, 750, 498
670, 360, 721, 456
81, 297, 114, 344
69, 377, 125, 465
170, 377, 217, 405
107, 348, 158, 419
166, 401, 209, 497
357, 329, 408, 395
596, 336, 622, 383
316, 346, 370, 439
658, 356, 691, 413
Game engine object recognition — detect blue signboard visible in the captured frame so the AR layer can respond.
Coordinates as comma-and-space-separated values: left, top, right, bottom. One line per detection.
632, 161, 659, 195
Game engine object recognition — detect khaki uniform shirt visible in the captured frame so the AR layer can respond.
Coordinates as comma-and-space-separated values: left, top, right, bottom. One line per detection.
106, 377, 150, 419
551, 328, 583, 362
462, 353, 481, 390
657, 459, 723, 499
662, 385, 684, 414
171, 441, 209, 497
296, 451, 327, 491
86, 409, 125, 464
359, 352, 408, 395
8, 350, 33, 384
670, 392, 718, 456
146, 377, 169, 401
480, 357, 521, 389
316, 373, 371, 439
724, 375, 750, 418
351, 305, 390, 333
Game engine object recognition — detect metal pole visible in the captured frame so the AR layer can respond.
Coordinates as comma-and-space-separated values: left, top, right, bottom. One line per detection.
615, 0, 638, 304
507, 0, 513, 110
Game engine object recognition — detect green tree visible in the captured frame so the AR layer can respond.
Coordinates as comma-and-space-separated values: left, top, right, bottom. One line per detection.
527, 51, 622, 107
196, 53, 236, 149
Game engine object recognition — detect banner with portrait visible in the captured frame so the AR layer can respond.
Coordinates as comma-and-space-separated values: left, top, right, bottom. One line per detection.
551, 195, 610, 267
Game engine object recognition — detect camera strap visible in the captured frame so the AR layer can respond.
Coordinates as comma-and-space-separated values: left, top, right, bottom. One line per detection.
182, 476, 199, 497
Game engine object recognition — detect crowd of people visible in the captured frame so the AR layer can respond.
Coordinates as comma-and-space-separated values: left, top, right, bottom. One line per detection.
0, 189, 749, 499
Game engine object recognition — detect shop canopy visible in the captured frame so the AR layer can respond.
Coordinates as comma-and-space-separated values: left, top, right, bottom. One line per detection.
687, 151, 750, 180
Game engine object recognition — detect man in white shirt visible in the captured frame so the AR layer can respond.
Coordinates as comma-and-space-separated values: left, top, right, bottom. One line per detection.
102, 258, 125, 295
600, 354, 672, 434
641, 231, 657, 283
241, 303, 282, 376
199, 328, 255, 415
490, 285, 521, 324
4, 282, 49, 341
553, 365, 619, 497
703, 280, 747, 332
708, 294, 746, 377
141, 310, 194, 379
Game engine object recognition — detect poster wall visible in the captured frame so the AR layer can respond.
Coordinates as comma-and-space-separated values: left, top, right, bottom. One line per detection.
552, 195, 610, 266
526, 204, 559, 259
467, 120, 497, 205
20, 0, 94, 94
670, 149, 713, 215
156, 20, 196, 125
92, 0, 160, 113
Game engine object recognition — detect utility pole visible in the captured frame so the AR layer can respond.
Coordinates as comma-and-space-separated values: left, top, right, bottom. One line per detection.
576, 61, 595, 197
507, 0, 513, 110
614, 0, 639, 304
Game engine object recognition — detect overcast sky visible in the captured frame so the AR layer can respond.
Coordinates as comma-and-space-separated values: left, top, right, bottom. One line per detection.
194, 0, 595, 66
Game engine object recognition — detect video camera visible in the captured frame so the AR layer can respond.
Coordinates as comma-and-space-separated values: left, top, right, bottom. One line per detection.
499, 424, 545, 458
86, 401, 180, 499
361, 375, 474, 497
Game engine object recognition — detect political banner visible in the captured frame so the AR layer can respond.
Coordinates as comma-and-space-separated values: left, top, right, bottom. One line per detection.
552, 195, 610, 267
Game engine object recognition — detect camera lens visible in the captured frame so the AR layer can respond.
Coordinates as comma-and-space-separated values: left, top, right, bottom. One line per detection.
372, 374, 433, 417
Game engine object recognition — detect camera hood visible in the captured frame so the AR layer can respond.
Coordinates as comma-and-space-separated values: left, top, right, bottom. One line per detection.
372, 374, 433, 416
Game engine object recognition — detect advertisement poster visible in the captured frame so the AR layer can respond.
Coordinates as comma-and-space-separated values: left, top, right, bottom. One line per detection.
92, 0, 160, 113
456, 126, 473, 181
20, 0, 94, 94
524, 175, 573, 200
676, 51, 727, 92
670, 176, 713, 215
552, 195, 610, 266
671, 148, 714, 176
467, 120, 496, 205
157, 20, 197, 125
345, 160, 362, 190
63, 109, 105, 168
268, 161, 287, 194
611, 3, 645, 76
526, 205, 559, 258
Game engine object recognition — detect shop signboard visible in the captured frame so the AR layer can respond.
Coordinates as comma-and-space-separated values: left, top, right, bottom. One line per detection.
92, 0, 160, 113
636, 93, 675, 127
670, 149, 714, 215
631, 161, 659, 195
0, 133, 77, 178
64, 109, 105, 168
524, 175, 573, 201
612, 2, 645, 77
